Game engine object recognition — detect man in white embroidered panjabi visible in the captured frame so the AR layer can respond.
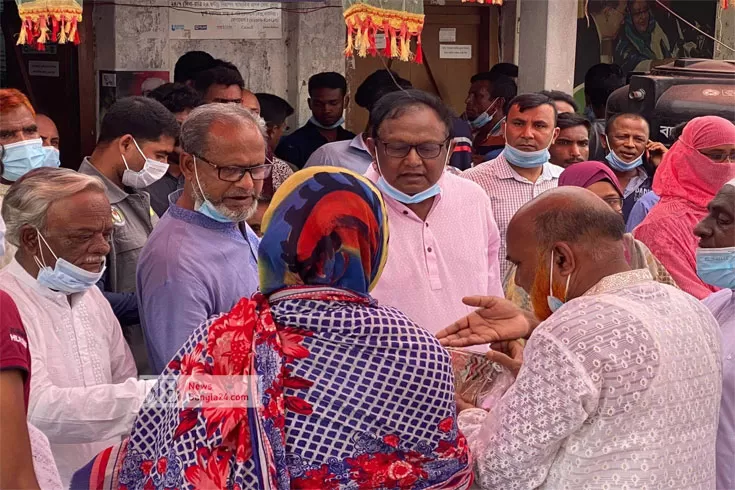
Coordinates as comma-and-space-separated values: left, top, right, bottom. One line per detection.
438, 187, 722, 489
0, 168, 156, 486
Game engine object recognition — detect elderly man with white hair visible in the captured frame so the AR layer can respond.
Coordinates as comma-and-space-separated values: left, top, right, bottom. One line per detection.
0, 168, 155, 486
136, 103, 267, 373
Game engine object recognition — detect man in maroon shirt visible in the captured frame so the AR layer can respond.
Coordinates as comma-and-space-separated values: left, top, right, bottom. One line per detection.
0, 289, 39, 488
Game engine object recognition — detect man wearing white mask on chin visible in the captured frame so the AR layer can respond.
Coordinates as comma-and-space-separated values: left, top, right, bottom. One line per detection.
78, 96, 178, 374
0, 168, 155, 486
695, 178, 735, 490
0, 88, 61, 268
463, 93, 563, 278
136, 104, 265, 373
365, 90, 504, 348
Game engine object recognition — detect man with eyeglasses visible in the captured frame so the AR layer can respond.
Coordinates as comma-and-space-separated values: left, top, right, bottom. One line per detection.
364, 90, 503, 350
136, 104, 268, 373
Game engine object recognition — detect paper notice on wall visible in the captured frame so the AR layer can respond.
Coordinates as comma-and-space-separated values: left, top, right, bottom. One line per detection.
28, 61, 59, 77
375, 33, 386, 50
439, 28, 456, 43
439, 44, 472, 59
169, 1, 282, 40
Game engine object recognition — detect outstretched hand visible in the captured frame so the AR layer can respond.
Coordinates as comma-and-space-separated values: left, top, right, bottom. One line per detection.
436, 296, 533, 348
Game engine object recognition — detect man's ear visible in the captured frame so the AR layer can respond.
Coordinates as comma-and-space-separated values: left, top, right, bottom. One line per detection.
179, 152, 196, 180
366, 136, 377, 158
343, 95, 349, 111
19, 224, 40, 257
118, 134, 134, 155
552, 242, 576, 278
551, 126, 560, 145
601, 134, 609, 151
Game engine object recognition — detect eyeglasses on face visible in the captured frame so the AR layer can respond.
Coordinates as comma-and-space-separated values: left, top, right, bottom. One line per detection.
377, 138, 450, 159
195, 155, 273, 182
699, 150, 735, 163
603, 196, 624, 210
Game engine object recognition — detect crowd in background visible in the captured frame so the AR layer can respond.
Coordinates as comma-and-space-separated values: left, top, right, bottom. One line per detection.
0, 47, 733, 490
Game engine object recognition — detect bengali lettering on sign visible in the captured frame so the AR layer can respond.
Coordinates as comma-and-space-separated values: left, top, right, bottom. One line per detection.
169, 1, 282, 40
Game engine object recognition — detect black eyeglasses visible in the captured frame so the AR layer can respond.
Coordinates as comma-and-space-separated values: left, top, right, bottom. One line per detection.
377, 138, 450, 159
195, 155, 272, 182
603, 196, 624, 210
699, 150, 735, 163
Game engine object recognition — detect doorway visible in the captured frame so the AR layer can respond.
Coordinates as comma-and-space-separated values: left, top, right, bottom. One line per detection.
1, 0, 96, 169
346, 2, 499, 133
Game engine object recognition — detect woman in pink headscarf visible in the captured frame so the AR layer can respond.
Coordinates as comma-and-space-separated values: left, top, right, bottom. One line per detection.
634, 116, 735, 299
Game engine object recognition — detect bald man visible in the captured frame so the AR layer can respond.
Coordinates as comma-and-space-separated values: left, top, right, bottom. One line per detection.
440, 187, 722, 489
241, 90, 260, 116
695, 179, 735, 490
36, 113, 60, 150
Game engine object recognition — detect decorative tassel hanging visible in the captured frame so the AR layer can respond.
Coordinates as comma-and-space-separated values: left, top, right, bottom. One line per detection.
342, 0, 424, 64
414, 29, 423, 64
15, 0, 83, 47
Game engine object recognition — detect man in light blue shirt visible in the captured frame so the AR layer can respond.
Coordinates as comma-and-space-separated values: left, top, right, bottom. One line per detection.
136, 104, 266, 372
304, 133, 372, 173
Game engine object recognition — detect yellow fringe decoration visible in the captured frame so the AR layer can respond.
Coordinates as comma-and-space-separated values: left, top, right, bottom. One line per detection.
343, 3, 424, 63
15, 0, 82, 46
344, 26, 354, 57
399, 35, 409, 61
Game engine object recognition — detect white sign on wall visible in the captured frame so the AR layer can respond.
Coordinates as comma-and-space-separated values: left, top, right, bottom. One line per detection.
28, 60, 60, 77
169, 1, 282, 40
439, 44, 472, 59
439, 28, 456, 43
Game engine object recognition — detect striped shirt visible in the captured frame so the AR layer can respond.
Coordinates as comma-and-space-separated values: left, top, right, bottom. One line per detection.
462, 153, 564, 277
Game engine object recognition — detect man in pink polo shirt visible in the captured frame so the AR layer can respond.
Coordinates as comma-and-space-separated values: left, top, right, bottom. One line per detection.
364, 89, 503, 350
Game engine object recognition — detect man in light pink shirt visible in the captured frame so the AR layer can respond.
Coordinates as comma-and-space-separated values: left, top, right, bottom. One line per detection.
363, 90, 503, 349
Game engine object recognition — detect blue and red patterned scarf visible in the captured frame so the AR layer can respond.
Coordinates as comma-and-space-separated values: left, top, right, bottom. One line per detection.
71, 167, 472, 489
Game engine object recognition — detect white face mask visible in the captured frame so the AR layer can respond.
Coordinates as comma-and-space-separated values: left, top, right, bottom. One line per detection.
121, 139, 169, 189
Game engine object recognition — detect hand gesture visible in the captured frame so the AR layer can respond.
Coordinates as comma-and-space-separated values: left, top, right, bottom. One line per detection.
646, 140, 668, 168
436, 296, 533, 348
486, 340, 524, 377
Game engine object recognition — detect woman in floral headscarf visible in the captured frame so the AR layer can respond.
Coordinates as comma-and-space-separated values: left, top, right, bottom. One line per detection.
634, 116, 735, 299
71, 167, 473, 490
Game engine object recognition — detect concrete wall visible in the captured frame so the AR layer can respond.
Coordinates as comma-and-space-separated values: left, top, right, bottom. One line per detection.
93, 0, 345, 126
714, 1, 735, 61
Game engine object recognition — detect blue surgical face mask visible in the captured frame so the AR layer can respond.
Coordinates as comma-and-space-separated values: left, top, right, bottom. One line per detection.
192, 157, 236, 223
2, 138, 60, 181
547, 250, 572, 313
696, 247, 735, 289
374, 151, 446, 205
604, 136, 644, 172
34, 230, 105, 294
469, 98, 498, 130
309, 115, 345, 131
502, 126, 554, 169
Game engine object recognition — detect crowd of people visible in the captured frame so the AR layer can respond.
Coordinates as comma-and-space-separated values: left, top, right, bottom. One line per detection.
0, 48, 733, 490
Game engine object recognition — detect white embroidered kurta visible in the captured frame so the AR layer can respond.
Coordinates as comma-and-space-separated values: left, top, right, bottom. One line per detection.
0, 260, 155, 486
459, 270, 722, 489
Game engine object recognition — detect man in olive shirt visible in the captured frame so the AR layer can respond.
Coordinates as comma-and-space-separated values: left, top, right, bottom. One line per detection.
78, 97, 178, 373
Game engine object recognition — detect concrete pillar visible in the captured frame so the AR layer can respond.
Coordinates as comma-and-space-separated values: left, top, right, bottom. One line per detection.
93, 0, 345, 126
285, 0, 346, 126
714, 1, 735, 60
516, 0, 577, 94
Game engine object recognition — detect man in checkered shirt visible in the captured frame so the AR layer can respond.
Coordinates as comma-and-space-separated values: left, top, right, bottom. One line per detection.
463, 93, 564, 279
